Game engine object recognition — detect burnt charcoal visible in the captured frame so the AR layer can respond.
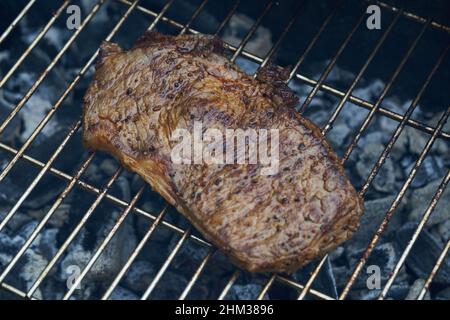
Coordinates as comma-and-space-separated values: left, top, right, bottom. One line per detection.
148, 271, 188, 300
407, 179, 450, 226
348, 282, 410, 300
348, 196, 402, 245
435, 287, 450, 300
123, 260, 155, 294
405, 279, 430, 300
339, 243, 401, 289
407, 156, 444, 189
228, 284, 265, 300
395, 222, 450, 285
293, 257, 338, 299
109, 286, 139, 300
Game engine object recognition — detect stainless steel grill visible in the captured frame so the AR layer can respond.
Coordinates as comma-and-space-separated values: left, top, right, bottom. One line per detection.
0, 0, 449, 300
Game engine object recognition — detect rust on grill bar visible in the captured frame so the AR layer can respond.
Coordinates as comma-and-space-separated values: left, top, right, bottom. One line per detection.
0, 0, 449, 301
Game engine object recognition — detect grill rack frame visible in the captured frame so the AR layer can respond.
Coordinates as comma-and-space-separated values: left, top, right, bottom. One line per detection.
0, 0, 448, 300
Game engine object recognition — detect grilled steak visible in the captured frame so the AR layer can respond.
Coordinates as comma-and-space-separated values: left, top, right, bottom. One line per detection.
82, 31, 364, 273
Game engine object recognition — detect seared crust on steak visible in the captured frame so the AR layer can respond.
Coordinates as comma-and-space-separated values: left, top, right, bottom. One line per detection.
82, 31, 364, 273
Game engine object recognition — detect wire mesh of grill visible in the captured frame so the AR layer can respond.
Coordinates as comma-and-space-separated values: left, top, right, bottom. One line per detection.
0, 0, 449, 300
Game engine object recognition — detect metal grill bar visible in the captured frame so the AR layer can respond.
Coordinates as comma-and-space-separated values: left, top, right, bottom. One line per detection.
230, 1, 274, 62
179, 248, 215, 300
141, 228, 192, 300
288, 0, 344, 82
0, 0, 106, 139
218, 270, 240, 300
340, 106, 450, 299
295, 19, 442, 299
139, 0, 307, 300
374, 0, 450, 33
0, 0, 37, 44
298, 11, 366, 114
102, 207, 168, 300
72, 0, 222, 302
257, 0, 305, 70
26, 166, 124, 297
297, 41, 449, 300
0, 0, 155, 288
379, 168, 450, 299
62, 186, 146, 299
0, 0, 146, 297
0, 0, 71, 89
115, 0, 450, 141
341, 21, 430, 163
417, 238, 450, 300
262, 2, 386, 299
0, 140, 211, 247
0, 0, 324, 300
322, 11, 401, 135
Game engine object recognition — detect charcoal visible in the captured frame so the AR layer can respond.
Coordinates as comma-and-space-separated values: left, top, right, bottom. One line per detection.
407, 179, 450, 226
339, 243, 400, 289
356, 144, 394, 192
228, 284, 265, 300
110, 286, 139, 300
348, 195, 401, 245
437, 220, 450, 243
405, 279, 430, 300
327, 124, 351, 149
435, 287, 450, 300
28, 203, 71, 228
149, 271, 188, 300
395, 222, 450, 285
222, 14, 273, 57
407, 156, 444, 188
349, 282, 410, 300
293, 257, 338, 299
123, 260, 155, 293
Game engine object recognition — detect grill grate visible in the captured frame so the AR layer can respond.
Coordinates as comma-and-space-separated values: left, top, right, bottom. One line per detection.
0, 0, 449, 300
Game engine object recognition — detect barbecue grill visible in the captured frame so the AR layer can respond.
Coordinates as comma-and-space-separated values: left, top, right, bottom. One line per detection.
0, 0, 449, 300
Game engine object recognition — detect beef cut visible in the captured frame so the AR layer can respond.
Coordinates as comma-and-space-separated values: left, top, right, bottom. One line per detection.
83, 31, 364, 273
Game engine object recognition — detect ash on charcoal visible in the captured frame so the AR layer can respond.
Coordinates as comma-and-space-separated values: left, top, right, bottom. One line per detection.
20, 249, 48, 297
228, 284, 267, 300
2, 210, 32, 233
349, 195, 404, 245
293, 257, 338, 299
123, 260, 155, 294
405, 279, 430, 300
329, 246, 344, 262
60, 210, 136, 286
395, 222, 450, 285
28, 203, 71, 228
407, 156, 444, 188
109, 286, 139, 300
0, 232, 25, 267
327, 124, 351, 149
348, 282, 410, 300
339, 243, 404, 290
407, 179, 450, 226
437, 220, 450, 243
356, 143, 397, 193
222, 14, 273, 57
149, 271, 189, 300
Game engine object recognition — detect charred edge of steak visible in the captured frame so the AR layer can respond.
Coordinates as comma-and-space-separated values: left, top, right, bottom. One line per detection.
132, 29, 225, 55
